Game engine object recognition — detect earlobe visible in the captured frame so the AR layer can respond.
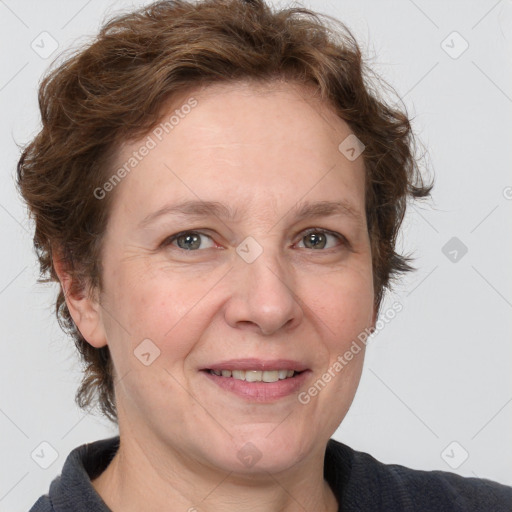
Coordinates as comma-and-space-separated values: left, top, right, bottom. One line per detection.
53, 251, 108, 348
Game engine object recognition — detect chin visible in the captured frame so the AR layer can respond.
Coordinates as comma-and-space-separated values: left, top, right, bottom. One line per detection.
202, 427, 314, 476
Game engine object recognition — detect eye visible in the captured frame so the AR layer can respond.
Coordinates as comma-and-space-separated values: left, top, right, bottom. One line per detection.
161, 228, 348, 252
296, 229, 347, 250
163, 231, 216, 251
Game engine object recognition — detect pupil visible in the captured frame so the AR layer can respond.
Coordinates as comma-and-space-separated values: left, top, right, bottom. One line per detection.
306, 232, 326, 249
178, 233, 200, 250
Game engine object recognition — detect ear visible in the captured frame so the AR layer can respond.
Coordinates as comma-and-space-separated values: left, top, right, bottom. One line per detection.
53, 250, 108, 348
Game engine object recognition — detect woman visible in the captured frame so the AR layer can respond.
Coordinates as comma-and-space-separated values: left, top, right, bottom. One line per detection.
18, 0, 512, 511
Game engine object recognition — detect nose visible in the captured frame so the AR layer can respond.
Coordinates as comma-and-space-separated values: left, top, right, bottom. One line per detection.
223, 248, 303, 336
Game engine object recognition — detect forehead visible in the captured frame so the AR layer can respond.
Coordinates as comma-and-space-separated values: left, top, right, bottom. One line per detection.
167, 79, 349, 150
108, 80, 366, 224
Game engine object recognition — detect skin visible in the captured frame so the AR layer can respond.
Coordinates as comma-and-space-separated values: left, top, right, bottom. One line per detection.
55, 80, 377, 512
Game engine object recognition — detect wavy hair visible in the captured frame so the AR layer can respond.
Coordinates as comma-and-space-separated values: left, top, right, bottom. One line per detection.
16, 0, 433, 422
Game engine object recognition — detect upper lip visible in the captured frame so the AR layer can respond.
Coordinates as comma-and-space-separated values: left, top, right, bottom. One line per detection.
202, 358, 309, 372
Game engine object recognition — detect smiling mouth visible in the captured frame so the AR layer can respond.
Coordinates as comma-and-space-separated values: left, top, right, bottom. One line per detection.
204, 369, 303, 382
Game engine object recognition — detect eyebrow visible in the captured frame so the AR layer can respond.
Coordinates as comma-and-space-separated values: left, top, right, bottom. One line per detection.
138, 199, 363, 228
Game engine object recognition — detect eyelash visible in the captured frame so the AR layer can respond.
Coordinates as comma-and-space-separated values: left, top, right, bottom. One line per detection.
161, 228, 349, 252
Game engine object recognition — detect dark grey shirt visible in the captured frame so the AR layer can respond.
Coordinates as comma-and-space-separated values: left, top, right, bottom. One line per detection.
29, 436, 512, 511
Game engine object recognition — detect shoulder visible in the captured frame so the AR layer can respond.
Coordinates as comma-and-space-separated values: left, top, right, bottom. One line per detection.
27, 437, 119, 512
28, 495, 53, 512
326, 438, 512, 511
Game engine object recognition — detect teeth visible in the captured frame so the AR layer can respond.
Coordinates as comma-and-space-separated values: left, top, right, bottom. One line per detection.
262, 371, 279, 383
245, 370, 262, 382
209, 369, 298, 382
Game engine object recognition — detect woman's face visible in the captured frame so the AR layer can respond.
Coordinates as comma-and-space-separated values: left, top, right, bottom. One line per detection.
89, 81, 375, 473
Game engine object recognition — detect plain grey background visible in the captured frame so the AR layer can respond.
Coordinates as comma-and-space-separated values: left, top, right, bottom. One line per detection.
1, 0, 511, 510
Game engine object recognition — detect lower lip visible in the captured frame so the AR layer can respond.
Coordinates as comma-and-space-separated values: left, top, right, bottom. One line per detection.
201, 370, 311, 402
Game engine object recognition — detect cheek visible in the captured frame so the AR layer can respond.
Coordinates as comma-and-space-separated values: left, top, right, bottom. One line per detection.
110, 265, 216, 364
310, 265, 374, 339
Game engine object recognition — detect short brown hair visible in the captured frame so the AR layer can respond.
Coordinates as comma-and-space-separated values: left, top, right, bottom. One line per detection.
16, 0, 432, 423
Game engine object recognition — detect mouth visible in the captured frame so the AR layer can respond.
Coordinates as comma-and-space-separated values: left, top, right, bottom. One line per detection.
199, 359, 310, 402
204, 369, 303, 382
